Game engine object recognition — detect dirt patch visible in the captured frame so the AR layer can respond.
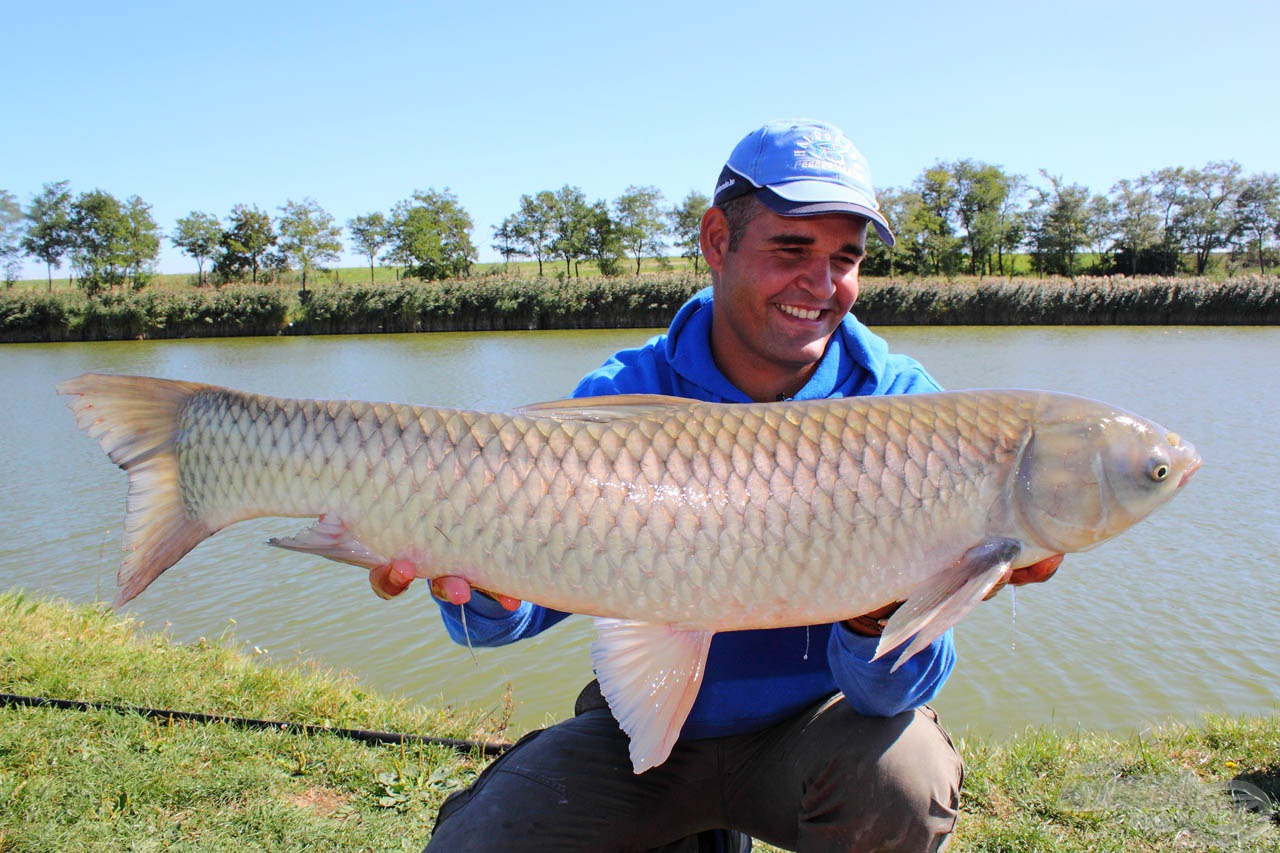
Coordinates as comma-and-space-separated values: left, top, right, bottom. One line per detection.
286, 787, 351, 818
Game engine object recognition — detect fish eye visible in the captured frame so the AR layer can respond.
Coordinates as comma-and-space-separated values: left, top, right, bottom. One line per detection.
1150, 462, 1170, 482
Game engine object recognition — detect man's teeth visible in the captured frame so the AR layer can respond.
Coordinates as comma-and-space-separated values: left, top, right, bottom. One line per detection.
777, 303, 821, 320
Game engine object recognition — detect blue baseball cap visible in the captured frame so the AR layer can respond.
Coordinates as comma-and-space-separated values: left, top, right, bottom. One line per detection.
713, 119, 895, 247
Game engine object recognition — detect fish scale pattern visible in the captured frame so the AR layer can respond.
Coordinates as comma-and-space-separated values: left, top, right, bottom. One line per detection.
170, 388, 1039, 630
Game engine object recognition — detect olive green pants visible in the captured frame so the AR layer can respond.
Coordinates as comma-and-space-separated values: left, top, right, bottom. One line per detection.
426, 684, 962, 852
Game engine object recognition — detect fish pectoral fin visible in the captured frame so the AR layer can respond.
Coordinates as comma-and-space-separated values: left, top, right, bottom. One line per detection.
590, 618, 714, 774
514, 394, 698, 422
268, 514, 392, 570
874, 536, 1022, 672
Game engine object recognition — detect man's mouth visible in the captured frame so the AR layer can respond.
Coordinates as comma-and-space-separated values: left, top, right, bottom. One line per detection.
775, 303, 822, 321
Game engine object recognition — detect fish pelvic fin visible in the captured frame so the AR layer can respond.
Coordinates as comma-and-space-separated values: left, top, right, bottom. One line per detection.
57, 373, 216, 606
875, 536, 1022, 671
590, 618, 713, 774
269, 515, 391, 570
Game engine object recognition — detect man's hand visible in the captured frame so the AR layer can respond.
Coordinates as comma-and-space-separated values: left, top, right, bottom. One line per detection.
368, 561, 522, 611
369, 559, 417, 600
844, 554, 1065, 637
983, 554, 1063, 600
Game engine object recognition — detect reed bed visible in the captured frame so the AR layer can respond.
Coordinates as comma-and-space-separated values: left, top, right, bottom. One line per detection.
2, 274, 1277, 343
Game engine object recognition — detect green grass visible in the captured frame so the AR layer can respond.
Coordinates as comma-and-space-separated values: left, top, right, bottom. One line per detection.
8, 257, 702, 294
2, 591, 1277, 851
0, 591, 504, 851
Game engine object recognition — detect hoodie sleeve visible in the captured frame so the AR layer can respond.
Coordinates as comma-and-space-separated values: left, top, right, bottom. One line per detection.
435, 595, 572, 647
826, 624, 956, 717
830, 344, 954, 715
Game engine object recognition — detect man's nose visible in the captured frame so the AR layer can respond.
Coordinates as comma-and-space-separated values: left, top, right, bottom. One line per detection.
798, 257, 836, 298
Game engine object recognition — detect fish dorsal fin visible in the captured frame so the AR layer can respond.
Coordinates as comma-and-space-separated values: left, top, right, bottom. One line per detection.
590, 618, 714, 773
874, 536, 1022, 671
515, 394, 697, 423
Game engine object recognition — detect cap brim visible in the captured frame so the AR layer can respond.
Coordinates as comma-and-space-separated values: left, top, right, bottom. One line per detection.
757, 182, 895, 247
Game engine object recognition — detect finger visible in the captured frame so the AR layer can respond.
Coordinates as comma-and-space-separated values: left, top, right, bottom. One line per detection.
430, 575, 473, 606
486, 591, 523, 611
369, 558, 417, 600
1011, 554, 1064, 586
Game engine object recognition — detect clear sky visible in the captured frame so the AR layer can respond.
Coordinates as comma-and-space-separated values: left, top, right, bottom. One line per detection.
5, 0, 1277, 277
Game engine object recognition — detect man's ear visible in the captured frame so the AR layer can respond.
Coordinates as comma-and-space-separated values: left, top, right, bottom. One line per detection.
701, 207, 730, 273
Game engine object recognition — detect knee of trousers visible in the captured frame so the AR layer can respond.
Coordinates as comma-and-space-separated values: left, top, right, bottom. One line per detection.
874, 708, 963, 827
807, 706, 963, 838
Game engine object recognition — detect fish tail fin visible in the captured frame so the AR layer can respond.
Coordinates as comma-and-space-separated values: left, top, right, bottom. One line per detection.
58, 373, 216, 606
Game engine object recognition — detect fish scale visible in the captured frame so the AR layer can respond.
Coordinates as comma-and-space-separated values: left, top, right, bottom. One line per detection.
59, 373, 1200, 772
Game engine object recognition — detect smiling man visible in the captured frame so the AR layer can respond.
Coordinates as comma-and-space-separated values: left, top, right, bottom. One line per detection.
397, 120, 1060, 852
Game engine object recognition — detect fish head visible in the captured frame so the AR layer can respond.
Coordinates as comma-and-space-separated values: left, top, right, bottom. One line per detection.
1014, 399, 1201, 553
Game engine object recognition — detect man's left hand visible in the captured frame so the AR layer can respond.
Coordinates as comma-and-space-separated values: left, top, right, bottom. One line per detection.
844, 554, 1065, 637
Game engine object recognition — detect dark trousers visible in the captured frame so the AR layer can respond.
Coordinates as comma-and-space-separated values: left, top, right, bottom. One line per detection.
425, 683, 962, 852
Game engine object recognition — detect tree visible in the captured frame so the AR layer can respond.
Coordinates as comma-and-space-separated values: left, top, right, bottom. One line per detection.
581, 201, 624, 276
278, 198, 343, 292
952, 160, 1015, 276
912, 166, 962, 275
1172, 161, 1243, 275
490, 214, 525, 271
217, 204, 277, 284
992, 174, 1027, 276
122, 195, 162, 287
67, 189, 159, 293
1231, 172, 1280, 274
861, 186, 912, 277
388, 188, 476, 281
0, 190, 22, 286
21, 180, 74, 290
508, 192, 557, 277
1025, 172, 1092, 277
669, 190, 710, 272
172, 211, 222, 286
549, 185, 590, 277
1106, 179, 1162, 275
615, 185, 667, 274
1127, 168, 1185, 275
347, 212, 391, 284
1084, 194, 1113, 272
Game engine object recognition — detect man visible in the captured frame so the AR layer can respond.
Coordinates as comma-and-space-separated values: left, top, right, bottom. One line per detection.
371, 119, 1060, 851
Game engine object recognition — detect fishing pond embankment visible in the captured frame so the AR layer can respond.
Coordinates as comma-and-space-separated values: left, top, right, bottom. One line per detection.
2, 593, 1275, 851
3, 273, 1279, 343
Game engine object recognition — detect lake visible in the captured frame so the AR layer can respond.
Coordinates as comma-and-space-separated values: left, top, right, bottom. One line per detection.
2, 325, 1276, 739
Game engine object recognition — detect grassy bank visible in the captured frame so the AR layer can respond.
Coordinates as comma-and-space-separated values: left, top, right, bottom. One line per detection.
3, 273, 1279, 343
1, 592, 1276, 851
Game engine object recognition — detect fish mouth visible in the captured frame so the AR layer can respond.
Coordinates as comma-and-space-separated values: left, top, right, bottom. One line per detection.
1178, 456, 1202, 488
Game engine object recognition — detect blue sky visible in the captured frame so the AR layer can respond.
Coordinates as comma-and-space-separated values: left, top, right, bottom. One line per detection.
5, 0, 1277, 276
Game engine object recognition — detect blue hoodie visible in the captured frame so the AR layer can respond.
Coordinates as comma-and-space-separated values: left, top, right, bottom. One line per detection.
436, 288, 955, 738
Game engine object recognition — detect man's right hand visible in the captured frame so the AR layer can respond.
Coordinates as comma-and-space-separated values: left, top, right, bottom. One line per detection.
368, 562, 522, 611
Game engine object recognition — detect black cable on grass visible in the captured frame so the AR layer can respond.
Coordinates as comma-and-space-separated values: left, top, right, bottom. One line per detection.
0, 692, 511, 757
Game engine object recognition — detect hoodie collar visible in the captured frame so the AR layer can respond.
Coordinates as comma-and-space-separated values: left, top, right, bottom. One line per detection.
666, 287, 890, 402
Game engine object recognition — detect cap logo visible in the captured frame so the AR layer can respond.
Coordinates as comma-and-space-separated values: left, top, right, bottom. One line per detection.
794, 130, 855, 174
715, 177, 736, 195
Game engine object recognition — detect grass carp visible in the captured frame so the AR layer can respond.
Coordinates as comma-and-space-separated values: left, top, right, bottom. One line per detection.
58, 374, 1200, 772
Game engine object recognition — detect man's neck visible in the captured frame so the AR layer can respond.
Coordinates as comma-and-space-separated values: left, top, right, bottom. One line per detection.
710, 347, 817, 403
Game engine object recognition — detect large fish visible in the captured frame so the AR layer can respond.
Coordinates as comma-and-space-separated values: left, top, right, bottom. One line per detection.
58, 374, 1200, 772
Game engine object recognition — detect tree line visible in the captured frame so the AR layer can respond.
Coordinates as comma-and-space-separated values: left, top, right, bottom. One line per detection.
0, 181, 708, 294
867, 160, 1280, 278
2, 159, 1277, 293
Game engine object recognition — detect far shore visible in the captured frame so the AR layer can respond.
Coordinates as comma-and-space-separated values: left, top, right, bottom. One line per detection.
3, 272, 1279, 344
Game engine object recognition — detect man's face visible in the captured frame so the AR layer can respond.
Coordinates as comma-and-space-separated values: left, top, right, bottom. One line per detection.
703, 204, 867, 398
